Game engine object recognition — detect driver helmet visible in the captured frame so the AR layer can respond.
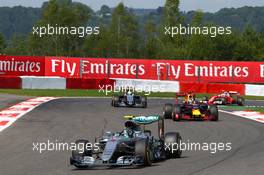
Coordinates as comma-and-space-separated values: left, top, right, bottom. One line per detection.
125, 127, 134, 138
221, 91, 229, 97
124, 120, 140, 138
186, 93, 195, 104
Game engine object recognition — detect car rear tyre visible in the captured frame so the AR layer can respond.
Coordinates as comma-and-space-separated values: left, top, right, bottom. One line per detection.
113, 96, 119, 107
72, 139, 92, 159
163, 104, 173, 119
141, 96, 147, 108
158, 115, 165, 140
209, 105, 218, 121
220, 98, 227, 105
135, 139, 152, 166
237, 97, 245, 106
164, 132, 182, 158
172, 105, 181, 121
111, 97, 114, 106
202, 96, 208, 101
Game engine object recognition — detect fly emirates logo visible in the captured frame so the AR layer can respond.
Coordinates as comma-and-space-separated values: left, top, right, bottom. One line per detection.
82, 60, 145, 76
50, 59, 251, 79
150, 62, 249, 79
50, 59, 145, 76
184, 63, 249, 78
0, 58, 41, 73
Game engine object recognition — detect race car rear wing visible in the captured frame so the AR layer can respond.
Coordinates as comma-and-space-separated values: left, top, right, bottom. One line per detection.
124, 115, 160, 125
176, 92, 187, 97
124, 115, 164, 139
228, 91, 239, 94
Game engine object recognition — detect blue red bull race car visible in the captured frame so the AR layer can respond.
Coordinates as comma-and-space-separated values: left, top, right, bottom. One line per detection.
163, 93, 219, 121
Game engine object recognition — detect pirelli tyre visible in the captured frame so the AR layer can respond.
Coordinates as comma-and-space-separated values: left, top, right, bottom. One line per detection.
158, 115, 165, 140
135, 139, 152, 166
141, 96, 147, 108
164, 132, 182, 158
111, 97, 114, 106
237, 97, 245, 106
202, 96, 208, 101
209, 105, 219, 121
220, 98, 227, 105
112, 96, 120, 107
163, 104, 173, 119
172, 105, 182, 121
71, 140, 92, 168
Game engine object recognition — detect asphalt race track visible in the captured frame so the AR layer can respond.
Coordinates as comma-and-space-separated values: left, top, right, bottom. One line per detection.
0, 98, 264, 175
0, 94, 31, 110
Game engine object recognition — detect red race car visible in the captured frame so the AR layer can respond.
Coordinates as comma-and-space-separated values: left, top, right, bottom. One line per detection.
208, 91, 245, 106
163, 92, 218, 121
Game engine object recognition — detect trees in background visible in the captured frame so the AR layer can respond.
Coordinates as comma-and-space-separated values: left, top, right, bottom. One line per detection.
107, 3, 139, 58
83, 3, 140, 58
99, 5, 111, 18
4, 35, 28, 55
185, 11, 215, 60
158, 0, 187, 59
143, 17, 160, 59
236, 26, 260, 60
258, 31, 264, 60
28, 0, 91, 56
0, 33, 5, 53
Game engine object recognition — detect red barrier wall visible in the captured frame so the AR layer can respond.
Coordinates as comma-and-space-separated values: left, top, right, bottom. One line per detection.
180, 82, 245, 95
0, 55, 45, 76
179, 82, 208, 93
207, 83, 245, 94
1, 55, 264, 83
66, 78, 115, 89
0, 77, 21, 89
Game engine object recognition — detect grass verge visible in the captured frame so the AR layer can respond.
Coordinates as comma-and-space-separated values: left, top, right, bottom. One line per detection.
219, 106, 264, 113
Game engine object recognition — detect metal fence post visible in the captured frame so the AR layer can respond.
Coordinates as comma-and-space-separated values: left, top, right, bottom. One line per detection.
166, 63, 170, 80
157, 64, 161, 80
80, 58, 83, 78
136, 64, 139, 79
107, 60, 110, 78
198, 66, 200, 83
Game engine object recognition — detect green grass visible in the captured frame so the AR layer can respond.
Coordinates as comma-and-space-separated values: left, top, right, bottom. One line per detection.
0, 89, 264, 100
0, 89, 177, 98
219, 106, 264, 113
246, 108, 264, 113
252, 108, 264, 113
240, 96, 264, 100
0, 89, 108, 97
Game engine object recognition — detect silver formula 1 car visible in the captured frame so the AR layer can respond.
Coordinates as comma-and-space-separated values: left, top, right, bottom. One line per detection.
70, 115, 182, 169
111, 91, 147, 108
